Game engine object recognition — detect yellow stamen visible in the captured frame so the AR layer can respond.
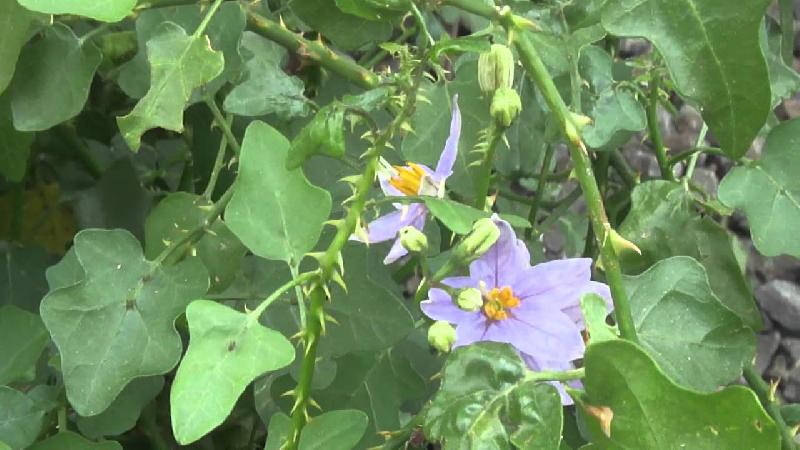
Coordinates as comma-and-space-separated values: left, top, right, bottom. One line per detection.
482, 286, 521, 321
389, 163, 427, 196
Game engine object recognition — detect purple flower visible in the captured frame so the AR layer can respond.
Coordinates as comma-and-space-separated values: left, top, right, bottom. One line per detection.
420, 217, 612, 404
351, 96, 461, 264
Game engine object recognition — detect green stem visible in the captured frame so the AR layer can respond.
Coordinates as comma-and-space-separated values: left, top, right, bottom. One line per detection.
536, 188, 582, 235
445, 0, 637, 341
248, 272, 316, 320
496, 189, 558, 209
204, 97, 241, 155
525, 367, 584, 382
525, 144, 555, 239
609, 150, 637, 189
780, 0, 795, 66
474, 124, 504, 211
153, 186, 235, 266
290, 263, 307, 328
286, 46, 428, 450
682, 123, 708, 187
647, 75, 674, 181
203, 113, 232, 199
743, 364, 798, 450
358, 26, 416, 68
245, 7, 380, 90
193, 0, 225, 38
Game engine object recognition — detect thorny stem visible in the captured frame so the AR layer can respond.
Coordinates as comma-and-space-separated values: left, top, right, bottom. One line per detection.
743, 364, 798, 450
286, 42, 430, 450
204, 97, 242, 155
442, 0, 638, 342
647, 75, 675, 181
244, 6, 380, 90
248, 272, 316, 321
525, 143, 555, 239
203, 112, 232, 199
474, 123, 505, 211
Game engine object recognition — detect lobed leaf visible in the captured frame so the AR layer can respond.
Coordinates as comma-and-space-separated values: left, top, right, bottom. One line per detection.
298, 410, 368, 450
9, 23, 101, 132
0, 386, 44, 449
226, 121, 331, 264
170, 300, 294, 444
0, 305, 49, 385
718, 118, 800, 259
583, 340, 778, 449
40, 229, 209, 416
17, 0, 135, 22
0, 0, 36, 94
117, 22, 224, 151
423, 343, 563, 450
602, 0, 771, 158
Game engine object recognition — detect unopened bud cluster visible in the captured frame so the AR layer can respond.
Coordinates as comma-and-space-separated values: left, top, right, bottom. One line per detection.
478, 44, 522, 127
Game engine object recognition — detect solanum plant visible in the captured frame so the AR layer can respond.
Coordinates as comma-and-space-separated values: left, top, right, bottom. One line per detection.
1, 0, 799, 448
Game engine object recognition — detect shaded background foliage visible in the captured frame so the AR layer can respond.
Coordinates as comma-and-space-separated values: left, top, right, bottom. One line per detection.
2, 0, 800, 449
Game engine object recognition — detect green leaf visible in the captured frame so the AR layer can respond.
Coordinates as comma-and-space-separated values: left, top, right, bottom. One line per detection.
291, 0, 392, 51
223, 31, 308, 118
0, 386, 44, 450
287, 103, 346, 169
624, 256, 755, 391
618, 181, 761, 328
423, 343, 563, 450
763, 21, 800, 107
0, 97, 34, 181
118, 4, 245, 99
27, 431, 121, 450
0, 305, 48, 385
601, 0, 771, 158
299, 410, 368, 450
580, 293, 618, 343
424, 198, 531, 234
264, 412, 292, 450
226, 121, 332, 264
76, 376, 164, 439
144, 192, 246, 293
583, 340, 779, 449
1, 243, 52, 312
781, 404, 800, 427
718, 118, 800, 259
9, 23, 101, 132
17, 0, 134, 22
170, 300, 294, 445
117, 21, 224, 151
431, 35, 490, 59
40, 229, 209, 416
316, 348, 426, 447
582, 89, 646, 149
0, 0, 36, 94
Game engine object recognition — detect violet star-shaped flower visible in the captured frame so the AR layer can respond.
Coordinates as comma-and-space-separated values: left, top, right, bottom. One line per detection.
351, 96, 461, 264
420, 217, 612, 403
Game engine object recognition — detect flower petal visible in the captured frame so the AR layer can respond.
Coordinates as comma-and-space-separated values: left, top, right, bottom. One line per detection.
453, 314, 489, 348
434, 95, 461, 181
383, 238, 408, 264
420, 288, 478, 323
483, 309, 585, 362
441, 276, 480, 289
469, 217, 530, 287
510, 258, 593, 299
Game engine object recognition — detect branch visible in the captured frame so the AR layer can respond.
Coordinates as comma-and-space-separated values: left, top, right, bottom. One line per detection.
244, 6, 380, 90
743, 364, 798, 450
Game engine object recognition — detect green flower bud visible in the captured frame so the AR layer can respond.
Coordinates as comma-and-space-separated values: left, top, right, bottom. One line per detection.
455, 218, 500, 262
478, 44, 515, 93
428, 321, 456, 353
399, 226, 428, 253
490, 87, 522, 127
457, 288, 483, 312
